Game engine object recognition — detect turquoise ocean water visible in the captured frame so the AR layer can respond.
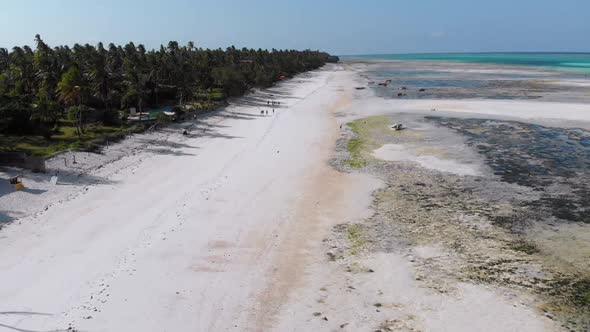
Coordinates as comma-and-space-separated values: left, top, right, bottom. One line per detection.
342, 53, 590, 74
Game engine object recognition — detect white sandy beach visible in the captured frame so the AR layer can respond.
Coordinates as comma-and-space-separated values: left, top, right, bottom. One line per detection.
0, 65, 355, 331
2, 62, 590, 331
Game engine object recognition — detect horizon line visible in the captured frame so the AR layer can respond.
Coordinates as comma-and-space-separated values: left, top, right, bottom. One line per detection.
339, 51, 590, 57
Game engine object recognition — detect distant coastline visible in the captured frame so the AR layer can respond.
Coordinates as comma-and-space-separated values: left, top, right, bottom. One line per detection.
340, 52, 590, 74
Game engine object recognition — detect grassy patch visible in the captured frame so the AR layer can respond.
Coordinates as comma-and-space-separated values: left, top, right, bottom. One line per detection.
545, 277, 590, 319
191, 101, 216, 110
347, 224, 366, 255
190, 88, 226, 110
344, 116, 393, 168
510, 239, 540, 255
208, 88, 225, 101
0, 124, 132, 157
346, 137, 366, 168
194, 88, 225, 102
572, 279, 590, 307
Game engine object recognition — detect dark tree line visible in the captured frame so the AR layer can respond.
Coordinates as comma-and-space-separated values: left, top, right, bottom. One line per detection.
0, 35, 330, 138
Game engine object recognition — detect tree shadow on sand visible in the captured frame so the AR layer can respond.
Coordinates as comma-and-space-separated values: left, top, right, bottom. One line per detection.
228, 96, 298, 109
0, 211, 15, 227
227, 111, 266, 118
217, 112, 261, 121
0, 178, 47, 198
134, 138, 199, 150
189, 128, 243, 140
49, 169, 118, 186
0, 311, 71, 332
194, 122, 230, 129
0, 323, 71, 332
0, 168, 118, 194
145, 148, 197, 157
20, 188, 47, 195
261, 88, 293, 97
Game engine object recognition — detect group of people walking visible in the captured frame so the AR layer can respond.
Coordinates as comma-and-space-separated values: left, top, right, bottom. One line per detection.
260, 99, 280, 116
260, 108, 275, 116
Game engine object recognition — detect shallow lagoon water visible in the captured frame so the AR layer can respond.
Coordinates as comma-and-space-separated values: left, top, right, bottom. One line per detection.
361, 59, 590, 102
347, 52, 590, 74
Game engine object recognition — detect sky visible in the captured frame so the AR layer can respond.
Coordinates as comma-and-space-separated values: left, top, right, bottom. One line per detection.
1, 0, 590, 55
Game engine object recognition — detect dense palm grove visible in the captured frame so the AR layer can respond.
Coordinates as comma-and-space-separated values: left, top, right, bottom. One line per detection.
0, 35, 330, 146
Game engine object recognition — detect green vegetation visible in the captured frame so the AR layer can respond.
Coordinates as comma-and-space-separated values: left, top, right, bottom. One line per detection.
0, 35, 333, 156
191, 87, 225, 110
572, 279, 590, 307
347, 224, 366, 255
510, 239, 540, 255
0, 121, 134, 156
346, 137, 366, 168
345, 116, 393, 168
545, 276, 590, 323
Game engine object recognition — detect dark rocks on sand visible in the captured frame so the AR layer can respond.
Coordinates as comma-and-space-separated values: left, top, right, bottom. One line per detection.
391, 124, 404, 131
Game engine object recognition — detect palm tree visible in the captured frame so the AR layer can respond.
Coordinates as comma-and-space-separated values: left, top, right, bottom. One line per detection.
10, 46, 36, 101
0, 35, 330, 139
89, 43, 114, 123
0, 48, 9, 72
57, 67, 81, 105
57, 67, 84, 136
31, 84, 60, 139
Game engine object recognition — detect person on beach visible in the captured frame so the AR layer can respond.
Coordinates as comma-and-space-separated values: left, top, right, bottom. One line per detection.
273, 109, 275, 114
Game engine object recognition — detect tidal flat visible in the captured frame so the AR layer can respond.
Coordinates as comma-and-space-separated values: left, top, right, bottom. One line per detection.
332, 113, 590, 330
